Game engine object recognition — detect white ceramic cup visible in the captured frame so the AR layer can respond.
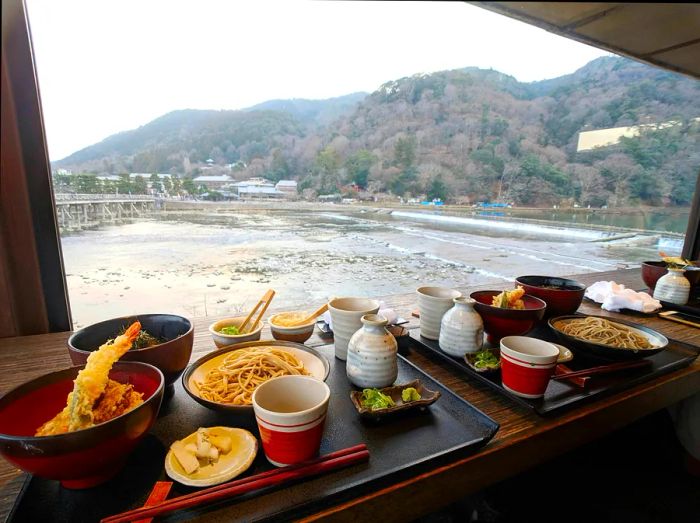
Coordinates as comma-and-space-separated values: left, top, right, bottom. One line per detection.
252, 375, 330, 467
328, 297, 380, 360
499, 336, 573, 398
416, 286, 462, 340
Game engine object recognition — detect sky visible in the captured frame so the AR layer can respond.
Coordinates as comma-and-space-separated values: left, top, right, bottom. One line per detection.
26, 0, 610, 161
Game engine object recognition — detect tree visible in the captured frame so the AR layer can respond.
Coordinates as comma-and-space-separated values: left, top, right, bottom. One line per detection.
345, 150, 375, 188
268, 149, 290, 182
131, 175, 148, 194
313, 147, 343, 194
170, 176, 182, 196
162, 176, 173, 194
182, 178, 197, 196
391, 136, 419, 196
71, 174, 100, 194
426, 175, 448, 202
394, 135, 416, 170
149, 173, 163, 193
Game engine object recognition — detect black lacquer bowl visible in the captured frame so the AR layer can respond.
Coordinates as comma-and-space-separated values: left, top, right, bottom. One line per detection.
68, 314, 193, 395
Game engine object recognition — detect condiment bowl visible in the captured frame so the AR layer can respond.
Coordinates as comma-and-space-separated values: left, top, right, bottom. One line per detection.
470, 290, 546, 345
0, 361, 164, 489
515, 275, 586, 318
209, 316, 264, 348
67, 314, 193, 396
268, 311, 316, 343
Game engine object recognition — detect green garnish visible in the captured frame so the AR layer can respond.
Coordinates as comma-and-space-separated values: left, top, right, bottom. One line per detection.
219, 325, 240, 335
360, 388, 395, 410
108, 326, 164, 350
474, 349, 500, 369
401, 387, 422, 402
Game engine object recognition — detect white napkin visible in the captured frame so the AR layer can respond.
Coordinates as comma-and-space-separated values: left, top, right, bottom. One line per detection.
322, 300, 397, 330
585, 281, 661, 313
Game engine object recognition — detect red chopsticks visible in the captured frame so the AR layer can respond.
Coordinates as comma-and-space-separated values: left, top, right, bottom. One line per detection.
552, 359, 652, 381
100, 444, 369, 523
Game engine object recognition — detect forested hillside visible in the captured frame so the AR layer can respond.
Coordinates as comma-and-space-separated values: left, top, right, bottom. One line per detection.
55, 56, 700, 207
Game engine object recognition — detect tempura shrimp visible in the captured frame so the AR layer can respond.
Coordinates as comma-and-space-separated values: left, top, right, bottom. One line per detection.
35, 321, 141, 435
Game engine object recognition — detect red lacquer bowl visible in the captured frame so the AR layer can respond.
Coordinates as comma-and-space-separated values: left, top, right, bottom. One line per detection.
0, 362, 163, 489
641, 261, 667, 292
641, 261, 700, 292
515, 276, 586, 318
470, 291, 547, 345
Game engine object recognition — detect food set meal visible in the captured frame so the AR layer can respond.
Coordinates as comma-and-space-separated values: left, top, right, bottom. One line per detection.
0, 273, 682, 518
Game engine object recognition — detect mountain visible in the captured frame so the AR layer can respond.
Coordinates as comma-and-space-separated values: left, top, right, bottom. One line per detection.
54, 56, 700, 207
243, 92, 367, 126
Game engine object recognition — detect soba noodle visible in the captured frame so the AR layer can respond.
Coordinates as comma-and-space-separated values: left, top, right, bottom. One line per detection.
195, 347, 309, 405
555, 317, 653, 350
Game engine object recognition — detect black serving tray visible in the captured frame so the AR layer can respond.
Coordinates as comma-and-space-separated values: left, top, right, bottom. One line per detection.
8, 346, 498, 523
408, 326, 698, 417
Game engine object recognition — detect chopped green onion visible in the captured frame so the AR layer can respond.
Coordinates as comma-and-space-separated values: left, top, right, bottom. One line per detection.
360, 388, 395, 410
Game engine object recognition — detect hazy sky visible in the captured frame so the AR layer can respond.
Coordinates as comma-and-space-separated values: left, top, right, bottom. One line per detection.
26, 1, 610, 161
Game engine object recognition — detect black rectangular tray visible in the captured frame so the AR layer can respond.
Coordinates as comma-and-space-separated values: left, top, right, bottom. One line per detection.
408, 327, 698, 417
8, 346, 499, 523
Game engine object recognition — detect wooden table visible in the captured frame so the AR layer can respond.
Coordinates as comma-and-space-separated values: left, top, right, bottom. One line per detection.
1, 269, 698, 521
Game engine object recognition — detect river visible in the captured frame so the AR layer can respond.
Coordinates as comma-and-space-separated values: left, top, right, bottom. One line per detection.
59, 205, 690, 328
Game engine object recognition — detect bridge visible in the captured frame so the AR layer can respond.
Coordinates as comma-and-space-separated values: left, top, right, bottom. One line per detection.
54, 194, 158, 231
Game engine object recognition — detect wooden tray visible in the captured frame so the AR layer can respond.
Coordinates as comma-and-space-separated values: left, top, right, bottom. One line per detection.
8, 347, 498, 523
407, 326, 698, 417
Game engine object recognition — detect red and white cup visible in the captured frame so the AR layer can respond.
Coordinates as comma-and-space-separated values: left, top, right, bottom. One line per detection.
252, 375, 330, 467
500, 336, 573, 398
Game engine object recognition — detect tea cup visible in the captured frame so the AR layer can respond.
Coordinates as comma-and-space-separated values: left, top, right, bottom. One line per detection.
328, 297, 380, 360
252, 375, 330, 467
500, 336, 573, 398
416, 286, 462, 340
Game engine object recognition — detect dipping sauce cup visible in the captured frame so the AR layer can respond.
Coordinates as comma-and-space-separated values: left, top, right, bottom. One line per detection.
417, 286, 462, 340
252, 375, 330, 467
500, 336, 572, 398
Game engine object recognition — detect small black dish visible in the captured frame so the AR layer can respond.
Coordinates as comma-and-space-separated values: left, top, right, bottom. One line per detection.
464, 348, 501, 373
349, 379, 440, 420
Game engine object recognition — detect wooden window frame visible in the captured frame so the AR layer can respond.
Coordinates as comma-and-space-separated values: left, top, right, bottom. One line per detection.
1, 0, 698, 334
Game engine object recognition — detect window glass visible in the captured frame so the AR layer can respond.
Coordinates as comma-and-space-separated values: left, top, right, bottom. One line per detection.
26, 1, 699, 328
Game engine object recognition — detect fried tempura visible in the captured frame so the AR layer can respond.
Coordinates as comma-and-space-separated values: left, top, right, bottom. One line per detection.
35, 321, 143, 436
91, 379, 143, 425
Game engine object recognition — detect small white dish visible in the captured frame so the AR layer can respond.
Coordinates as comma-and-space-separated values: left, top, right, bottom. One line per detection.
164, 427, 257, 487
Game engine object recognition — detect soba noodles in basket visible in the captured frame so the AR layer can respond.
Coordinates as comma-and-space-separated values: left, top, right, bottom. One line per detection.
555, 317, 653, 350
195, 346, 309, 405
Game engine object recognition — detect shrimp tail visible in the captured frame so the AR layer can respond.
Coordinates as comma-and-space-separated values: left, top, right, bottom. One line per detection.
123, 321, 142, 343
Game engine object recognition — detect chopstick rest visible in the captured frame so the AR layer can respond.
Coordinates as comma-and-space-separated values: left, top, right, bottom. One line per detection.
554, 364, 589, 388
133, 481, 172, 523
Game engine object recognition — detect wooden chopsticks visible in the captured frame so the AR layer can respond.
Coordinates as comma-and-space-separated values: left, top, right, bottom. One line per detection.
239, 289, 275, 333
101, 444, 369, 523
552, 359, 652, 381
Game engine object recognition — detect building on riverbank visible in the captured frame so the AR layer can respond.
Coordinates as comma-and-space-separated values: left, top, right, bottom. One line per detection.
192, 174, 234, 190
